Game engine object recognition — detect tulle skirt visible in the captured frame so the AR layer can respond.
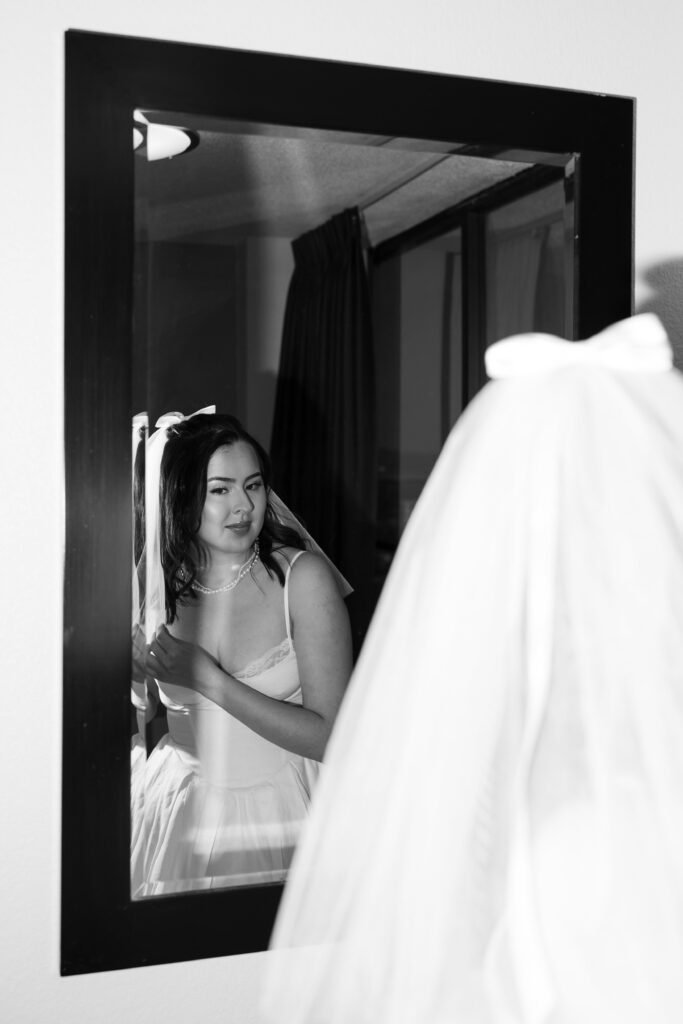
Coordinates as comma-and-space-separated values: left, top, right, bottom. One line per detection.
136, 733, 319, 895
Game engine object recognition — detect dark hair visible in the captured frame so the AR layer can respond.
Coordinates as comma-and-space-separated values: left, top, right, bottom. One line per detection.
159, 413, 307, 623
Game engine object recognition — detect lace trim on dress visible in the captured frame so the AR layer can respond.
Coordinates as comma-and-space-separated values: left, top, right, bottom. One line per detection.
236, 637, 293, 680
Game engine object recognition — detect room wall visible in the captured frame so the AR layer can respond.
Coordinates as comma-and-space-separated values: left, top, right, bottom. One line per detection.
139, 241, 245, 422
245, 237, 294, 447
2, 0, 682, 1020
399, 245, 450, 510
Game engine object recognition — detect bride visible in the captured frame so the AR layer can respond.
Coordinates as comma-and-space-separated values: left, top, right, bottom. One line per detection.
135, 410, 352, 895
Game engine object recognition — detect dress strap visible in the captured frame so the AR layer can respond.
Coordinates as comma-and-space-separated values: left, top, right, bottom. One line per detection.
284, 550, 306, 645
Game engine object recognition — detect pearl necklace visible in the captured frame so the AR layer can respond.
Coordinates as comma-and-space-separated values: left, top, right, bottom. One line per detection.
191, 541, 260, 594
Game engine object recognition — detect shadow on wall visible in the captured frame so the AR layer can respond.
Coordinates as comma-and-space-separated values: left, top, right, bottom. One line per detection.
636, 258, 683, 369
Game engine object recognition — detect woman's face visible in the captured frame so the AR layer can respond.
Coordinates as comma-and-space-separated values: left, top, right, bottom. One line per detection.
197, 441, 267, 561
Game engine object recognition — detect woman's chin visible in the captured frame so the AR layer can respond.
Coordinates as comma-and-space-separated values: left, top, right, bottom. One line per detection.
219, 532, 257, 556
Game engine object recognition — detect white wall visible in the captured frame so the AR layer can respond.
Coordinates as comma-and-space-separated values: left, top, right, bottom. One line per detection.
3, 0, 683, 1020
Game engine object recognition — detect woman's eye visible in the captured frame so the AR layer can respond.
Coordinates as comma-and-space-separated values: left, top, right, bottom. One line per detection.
247, 481, 262, 492
209, 486, 228, 495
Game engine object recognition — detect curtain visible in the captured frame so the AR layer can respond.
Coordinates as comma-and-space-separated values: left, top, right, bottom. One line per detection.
270, 207, 375, 600
487, 226, 548, 345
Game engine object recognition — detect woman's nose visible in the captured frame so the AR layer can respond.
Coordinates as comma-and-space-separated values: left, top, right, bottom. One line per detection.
232, 489, 253, 514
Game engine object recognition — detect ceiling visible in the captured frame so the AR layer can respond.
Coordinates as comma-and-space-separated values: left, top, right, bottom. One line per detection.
134, 113, 539, 248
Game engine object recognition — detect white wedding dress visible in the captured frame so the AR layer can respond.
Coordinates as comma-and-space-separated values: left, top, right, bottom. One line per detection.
136, 551, 318, 896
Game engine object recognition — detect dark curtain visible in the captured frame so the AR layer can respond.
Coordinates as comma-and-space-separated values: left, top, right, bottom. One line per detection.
270, 207, 376, 621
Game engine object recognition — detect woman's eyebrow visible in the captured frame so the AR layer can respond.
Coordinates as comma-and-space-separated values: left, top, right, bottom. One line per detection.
207, 472, 262, 483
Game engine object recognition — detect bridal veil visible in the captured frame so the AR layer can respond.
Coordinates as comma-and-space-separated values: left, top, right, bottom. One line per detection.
263, 313, 683, 1024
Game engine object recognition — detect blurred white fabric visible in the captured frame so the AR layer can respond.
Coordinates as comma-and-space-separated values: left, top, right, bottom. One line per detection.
263, 313, 683, 1024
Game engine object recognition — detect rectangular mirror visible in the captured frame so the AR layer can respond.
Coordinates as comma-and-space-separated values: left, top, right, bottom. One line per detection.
131, 113, 575, 899
63, 29, 634, 972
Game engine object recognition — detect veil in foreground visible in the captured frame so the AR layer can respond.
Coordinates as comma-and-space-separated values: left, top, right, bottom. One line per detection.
263, 314, 683, 1024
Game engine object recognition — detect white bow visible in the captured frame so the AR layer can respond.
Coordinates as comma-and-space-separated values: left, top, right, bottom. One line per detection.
485, 313, 671, 379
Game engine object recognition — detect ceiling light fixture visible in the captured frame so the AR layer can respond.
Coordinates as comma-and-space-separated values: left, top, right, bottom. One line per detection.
133, 110, 199, 161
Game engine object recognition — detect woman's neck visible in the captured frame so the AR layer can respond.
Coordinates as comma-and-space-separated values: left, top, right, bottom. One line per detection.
196, 545, 257, 589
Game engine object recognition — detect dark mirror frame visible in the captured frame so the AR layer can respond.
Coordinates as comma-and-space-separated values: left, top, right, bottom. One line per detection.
63, 28, 634, 975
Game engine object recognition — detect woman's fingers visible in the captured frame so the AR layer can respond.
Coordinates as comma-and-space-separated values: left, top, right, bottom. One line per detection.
154, 625, 184, 655
153, 625, 171, 650
146, 628, 184, 679
146, 637, 168, 674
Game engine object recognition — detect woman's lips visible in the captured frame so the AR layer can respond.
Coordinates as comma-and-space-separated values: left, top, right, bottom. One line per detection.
227, 522, 251, 532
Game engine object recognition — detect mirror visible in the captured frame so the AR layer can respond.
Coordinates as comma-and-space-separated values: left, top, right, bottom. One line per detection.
63, 29, 634, 972
131, 114, 575, 898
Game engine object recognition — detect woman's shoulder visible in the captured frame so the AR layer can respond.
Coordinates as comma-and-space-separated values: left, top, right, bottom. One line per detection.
271, 544, 305, 565
278, 548, 344, 605
271, 545, 321, 576
271, 543, 323, 564
268, 546, 348, 598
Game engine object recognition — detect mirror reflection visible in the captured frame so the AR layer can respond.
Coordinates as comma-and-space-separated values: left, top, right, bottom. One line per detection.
131, 114, 575, 897
132, 409, 353, 896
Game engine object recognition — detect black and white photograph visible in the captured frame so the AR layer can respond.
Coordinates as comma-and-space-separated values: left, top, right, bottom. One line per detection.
3, 4, 683, 1023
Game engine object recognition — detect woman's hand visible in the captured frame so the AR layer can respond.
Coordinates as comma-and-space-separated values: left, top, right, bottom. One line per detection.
131, 625, 159, 721
145, 625, 220, 692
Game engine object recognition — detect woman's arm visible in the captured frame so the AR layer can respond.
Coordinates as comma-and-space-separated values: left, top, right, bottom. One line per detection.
145, 553, 352, 761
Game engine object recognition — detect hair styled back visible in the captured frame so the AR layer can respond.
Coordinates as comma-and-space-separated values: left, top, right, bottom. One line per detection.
159, 413, 307, 622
